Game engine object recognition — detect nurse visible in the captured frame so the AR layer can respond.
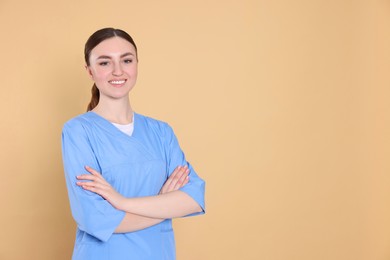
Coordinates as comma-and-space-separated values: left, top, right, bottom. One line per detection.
61, 28, 205, 260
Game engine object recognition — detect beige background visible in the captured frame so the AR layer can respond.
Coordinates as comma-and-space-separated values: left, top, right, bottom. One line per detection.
0, 0, 389, 259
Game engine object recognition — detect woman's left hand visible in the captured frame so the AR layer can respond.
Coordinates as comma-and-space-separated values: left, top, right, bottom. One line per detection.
76, 166, 126, 210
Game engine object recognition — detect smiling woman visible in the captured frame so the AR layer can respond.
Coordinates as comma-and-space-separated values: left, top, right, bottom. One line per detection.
61, 28, 205, 260
84, 29, 139, 113
86, 37, 138, 106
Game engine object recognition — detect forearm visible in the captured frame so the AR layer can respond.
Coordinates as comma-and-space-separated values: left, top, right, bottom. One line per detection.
114, 213, 165, 233
77, 166, 201, 219
119, 190, 202, 219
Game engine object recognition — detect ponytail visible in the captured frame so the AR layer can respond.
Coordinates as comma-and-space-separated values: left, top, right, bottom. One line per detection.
86, 84, 100, 111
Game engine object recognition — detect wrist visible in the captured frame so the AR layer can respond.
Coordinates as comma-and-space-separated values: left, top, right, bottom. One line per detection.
120, 196, 130, 211
113, 194, 128, 211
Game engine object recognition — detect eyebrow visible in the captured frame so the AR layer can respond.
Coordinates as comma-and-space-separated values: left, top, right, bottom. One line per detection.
97, 52, 135, 60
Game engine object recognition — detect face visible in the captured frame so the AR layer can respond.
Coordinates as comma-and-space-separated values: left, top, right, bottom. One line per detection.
86, 37, 138, 101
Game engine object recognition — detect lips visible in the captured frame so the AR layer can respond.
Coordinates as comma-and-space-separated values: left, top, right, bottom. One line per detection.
109, 79, 127, 85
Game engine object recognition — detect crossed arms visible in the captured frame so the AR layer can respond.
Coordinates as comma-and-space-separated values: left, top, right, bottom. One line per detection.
76, 165, 202, 233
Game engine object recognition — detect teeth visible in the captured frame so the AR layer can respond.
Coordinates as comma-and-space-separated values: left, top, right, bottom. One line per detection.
110, 80, 126, 84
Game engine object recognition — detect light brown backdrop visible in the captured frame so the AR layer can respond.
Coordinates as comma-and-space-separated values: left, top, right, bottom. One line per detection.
0, 1, 389, 259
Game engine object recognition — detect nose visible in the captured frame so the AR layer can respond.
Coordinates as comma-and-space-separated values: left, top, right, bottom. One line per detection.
112, 62, 123, 76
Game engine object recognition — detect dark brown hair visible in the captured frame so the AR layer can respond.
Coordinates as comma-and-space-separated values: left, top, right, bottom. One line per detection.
84, 28, 138, 111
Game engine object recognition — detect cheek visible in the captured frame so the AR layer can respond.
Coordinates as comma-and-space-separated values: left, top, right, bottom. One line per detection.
92, 68, 110, 80
130, 66, 138, 77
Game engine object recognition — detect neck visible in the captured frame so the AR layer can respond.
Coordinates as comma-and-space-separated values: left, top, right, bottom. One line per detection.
92, 98, 134, 124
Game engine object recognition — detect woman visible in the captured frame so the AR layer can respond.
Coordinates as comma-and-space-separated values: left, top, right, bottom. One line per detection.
61, 28, 205, 260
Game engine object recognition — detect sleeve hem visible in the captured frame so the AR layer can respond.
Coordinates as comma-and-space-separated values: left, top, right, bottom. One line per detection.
91, 210, 127, 242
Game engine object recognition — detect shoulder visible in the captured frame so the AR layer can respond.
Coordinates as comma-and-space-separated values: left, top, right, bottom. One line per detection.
62, 112, 95, 134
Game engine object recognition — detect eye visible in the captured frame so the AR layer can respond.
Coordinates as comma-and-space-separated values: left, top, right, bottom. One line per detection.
98, 61, 109, 66
124, 59, 133, 64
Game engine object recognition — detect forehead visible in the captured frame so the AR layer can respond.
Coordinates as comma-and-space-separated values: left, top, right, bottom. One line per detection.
90, 37, 136, 58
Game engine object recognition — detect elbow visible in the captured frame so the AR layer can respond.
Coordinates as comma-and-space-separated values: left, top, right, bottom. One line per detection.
176, 202, 203, 218
178, 187, 205, 216
194, 204, 203, 214
186, 199, 205, 216
176, 192, 205, 217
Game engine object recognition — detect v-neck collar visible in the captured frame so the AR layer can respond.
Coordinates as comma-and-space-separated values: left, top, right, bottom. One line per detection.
87, 111, 139, 139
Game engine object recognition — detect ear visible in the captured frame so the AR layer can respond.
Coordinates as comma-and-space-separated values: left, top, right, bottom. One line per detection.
85, 65, 94, 80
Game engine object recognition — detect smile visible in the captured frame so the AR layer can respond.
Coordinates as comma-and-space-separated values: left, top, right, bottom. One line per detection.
109, 80, 127, 85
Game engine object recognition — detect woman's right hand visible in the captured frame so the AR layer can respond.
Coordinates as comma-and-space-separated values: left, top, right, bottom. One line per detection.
159, 166, 190, 194
77, 166, 127, 210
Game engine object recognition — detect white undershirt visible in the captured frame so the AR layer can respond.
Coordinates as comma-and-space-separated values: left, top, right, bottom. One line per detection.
111, 115, 134, 136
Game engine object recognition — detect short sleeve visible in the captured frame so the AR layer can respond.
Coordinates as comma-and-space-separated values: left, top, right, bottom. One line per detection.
61, 120, 125, 242
164, 124, 206, 216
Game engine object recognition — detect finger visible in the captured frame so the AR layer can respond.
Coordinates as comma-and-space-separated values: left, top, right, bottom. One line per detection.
76, 180, 104, 189
77, 181, 111, 196
168, 166, 186, 191
160, 166, 184, 194
164, 165, 186, 192
79, 184, 106, 197
76, 174, 98, 181
172, 167, 190, 190
182, 176, 189, 186
85, 166, 104, 179
161, 166, 181, 193
76, 174, 107, 187
76, 173, 110, 187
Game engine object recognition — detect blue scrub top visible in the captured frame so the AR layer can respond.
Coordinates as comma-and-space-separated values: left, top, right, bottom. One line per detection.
61, 112, 205, 260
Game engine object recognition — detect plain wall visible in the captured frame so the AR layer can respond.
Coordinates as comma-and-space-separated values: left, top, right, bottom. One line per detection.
0, 0, 389, 259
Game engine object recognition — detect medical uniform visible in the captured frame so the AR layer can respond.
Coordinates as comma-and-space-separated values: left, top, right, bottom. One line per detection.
61, 111, 205, 260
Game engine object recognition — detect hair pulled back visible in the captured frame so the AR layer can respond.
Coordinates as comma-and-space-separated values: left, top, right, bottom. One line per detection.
84, 28, 138, 111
